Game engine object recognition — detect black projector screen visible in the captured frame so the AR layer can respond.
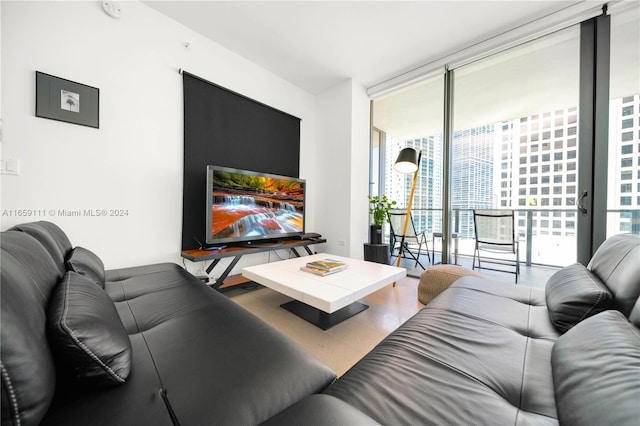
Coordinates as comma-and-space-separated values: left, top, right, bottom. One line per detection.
182, 71, 301, 250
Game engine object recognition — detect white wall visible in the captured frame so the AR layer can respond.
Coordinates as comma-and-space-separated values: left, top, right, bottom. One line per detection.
315, 79, 370, 259
349, 83, 371, 257
0, 1, 320, 273
315, 80, 352, 256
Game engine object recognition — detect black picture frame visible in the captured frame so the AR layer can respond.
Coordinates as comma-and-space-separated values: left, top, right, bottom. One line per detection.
36, 71, 99, 128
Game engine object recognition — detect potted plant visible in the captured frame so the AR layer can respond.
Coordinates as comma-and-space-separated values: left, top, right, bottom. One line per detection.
368, 195, 396, 244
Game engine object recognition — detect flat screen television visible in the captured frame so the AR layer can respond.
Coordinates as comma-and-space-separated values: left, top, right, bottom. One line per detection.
205, 165, 306, 247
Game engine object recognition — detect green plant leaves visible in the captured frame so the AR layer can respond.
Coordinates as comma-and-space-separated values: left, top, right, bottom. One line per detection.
368, 195, 396, 225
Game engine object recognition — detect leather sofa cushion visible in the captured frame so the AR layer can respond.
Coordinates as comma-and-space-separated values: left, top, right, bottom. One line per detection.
545, 263, 613, 333
132, 285, 336, 425
1, 231, 61, 426
325, 278, 560, 425
551, 310, 640, 425
10, 221, 73, 277
104, 263, 196, 303
42, 263, 336, 425
48, 271, 131, 387
587, 233, 640, 316
66, 246, 105, 289
40, 334, 173, 426
261, 394, 380, 426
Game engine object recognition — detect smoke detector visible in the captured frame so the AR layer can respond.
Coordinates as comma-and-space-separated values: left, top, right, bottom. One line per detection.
102, 2, 122, 19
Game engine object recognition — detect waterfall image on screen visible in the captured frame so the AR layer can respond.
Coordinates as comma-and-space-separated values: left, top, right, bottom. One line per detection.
208, 167, 304, 243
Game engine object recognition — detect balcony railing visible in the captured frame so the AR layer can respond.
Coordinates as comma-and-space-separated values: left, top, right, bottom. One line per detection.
388, 207, 640, 268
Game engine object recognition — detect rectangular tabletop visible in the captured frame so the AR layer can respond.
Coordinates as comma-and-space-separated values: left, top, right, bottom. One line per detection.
242, 253, 406, 313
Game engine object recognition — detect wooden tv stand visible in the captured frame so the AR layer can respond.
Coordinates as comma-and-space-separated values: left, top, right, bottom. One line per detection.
181, 237, 326, 291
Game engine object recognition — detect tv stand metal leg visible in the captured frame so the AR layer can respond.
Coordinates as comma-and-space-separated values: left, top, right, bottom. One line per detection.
289, 245, 313, 257
205, 258, 221, 274
290, 244, 313, 257
211, 256, 241, 290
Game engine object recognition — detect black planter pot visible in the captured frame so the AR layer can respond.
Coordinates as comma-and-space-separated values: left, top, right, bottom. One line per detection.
369, 225, 383, 244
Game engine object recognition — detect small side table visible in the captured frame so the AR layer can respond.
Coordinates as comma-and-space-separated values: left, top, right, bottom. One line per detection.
364, 243, 390, 265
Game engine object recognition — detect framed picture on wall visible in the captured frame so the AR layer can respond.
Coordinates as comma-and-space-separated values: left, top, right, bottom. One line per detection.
35, 71, 99, 128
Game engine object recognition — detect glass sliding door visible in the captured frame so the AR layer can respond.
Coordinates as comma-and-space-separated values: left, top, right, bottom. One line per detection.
451, 26, 581, 267
370, 9, 630, 273
606, 2, 640, 237
370, 127, 382, 204
372, 76, 444, 251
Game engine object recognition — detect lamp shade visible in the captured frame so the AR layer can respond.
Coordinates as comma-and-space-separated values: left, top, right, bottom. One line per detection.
394, 148, 419, 174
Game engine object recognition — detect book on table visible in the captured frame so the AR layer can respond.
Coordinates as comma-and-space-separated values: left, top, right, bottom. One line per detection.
300, 266, 345, 276
301, 258, 348, 276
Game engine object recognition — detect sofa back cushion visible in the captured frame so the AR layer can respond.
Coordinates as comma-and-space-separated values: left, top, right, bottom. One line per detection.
545, 263, 613, 333
66, 246, 105, 289
48, 271, 131, 386
551, 310, 640, 426
10, 221, 73, 277
587, 233, 640, 317
1, 231, 61, 426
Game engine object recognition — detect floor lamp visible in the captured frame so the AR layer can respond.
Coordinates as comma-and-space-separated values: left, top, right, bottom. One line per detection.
393, 147, 422, 286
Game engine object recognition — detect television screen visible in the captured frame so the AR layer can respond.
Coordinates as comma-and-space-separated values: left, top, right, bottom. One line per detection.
205, 165, 305, 246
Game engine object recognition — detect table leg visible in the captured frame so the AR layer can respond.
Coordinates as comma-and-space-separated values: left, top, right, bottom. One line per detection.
281, 300, 369, 330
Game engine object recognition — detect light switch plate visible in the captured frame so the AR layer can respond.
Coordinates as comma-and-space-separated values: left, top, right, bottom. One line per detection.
1, 158, 20, 175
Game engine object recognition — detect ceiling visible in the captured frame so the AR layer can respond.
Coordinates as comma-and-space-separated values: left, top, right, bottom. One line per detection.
144, 1, 589, 95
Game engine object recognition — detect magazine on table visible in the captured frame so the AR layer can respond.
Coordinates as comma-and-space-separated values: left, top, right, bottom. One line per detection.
301, 258, 348, 276
306, 258, 348, 272
300, 265, 346, 276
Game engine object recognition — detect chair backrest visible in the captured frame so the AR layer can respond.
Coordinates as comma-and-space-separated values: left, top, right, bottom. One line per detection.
388, 209, 405, 239
473, 209, 515, 247
388, 209, 420, 238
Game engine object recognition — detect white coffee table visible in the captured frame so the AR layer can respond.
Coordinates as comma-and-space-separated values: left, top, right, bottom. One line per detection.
242, 253, 406, 329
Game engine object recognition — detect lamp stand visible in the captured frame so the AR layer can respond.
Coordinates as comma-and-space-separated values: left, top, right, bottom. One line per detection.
394, 150, 422, 287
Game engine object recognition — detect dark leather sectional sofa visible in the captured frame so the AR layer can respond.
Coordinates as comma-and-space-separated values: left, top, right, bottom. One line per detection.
2, 221, 639, 425
1, 222, 338, 426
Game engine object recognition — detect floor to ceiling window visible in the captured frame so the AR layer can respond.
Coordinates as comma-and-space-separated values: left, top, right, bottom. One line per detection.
371, 75, 444, 242
371, 6, 635, 270
607, 2, 640, 237
451, 26, 580, 266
